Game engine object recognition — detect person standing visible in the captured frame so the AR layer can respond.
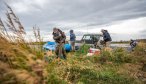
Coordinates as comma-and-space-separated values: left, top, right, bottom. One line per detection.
70, 30, 76, 51
101, 29, 112, 47
52, 28, 66, 59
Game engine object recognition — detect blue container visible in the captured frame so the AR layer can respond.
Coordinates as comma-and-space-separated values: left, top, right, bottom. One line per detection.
64, 43, 72, 52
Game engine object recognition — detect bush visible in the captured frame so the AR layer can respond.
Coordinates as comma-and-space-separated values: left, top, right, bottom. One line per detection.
111, 48, 132, 63
133, 44, 146, 56
95, 48, 133, 64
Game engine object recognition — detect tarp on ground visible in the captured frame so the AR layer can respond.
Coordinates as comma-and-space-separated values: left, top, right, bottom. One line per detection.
43, 42, 56, 51
43, 42, 71, 52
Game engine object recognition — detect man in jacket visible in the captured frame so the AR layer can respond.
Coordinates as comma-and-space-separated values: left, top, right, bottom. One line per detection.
101, 29, 112, 47
52, 28, 66, 59
70, 30, 76, 51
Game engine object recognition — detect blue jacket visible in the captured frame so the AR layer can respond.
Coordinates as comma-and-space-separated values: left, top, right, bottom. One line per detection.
70, 33, 76, 41
103, 31, 112, 42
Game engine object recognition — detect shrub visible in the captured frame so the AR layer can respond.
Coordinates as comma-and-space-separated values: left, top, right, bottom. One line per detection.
111, 48, 132, 63
133, 44, 146, 56
95, 48, 133, 64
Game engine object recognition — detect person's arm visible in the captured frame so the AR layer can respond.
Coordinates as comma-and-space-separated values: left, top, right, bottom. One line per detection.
130, 41, 132, 45
58, 29, 66, 43
53, 33, 61, 40
61, 33, 66, 43
74, 34, 76, 39
53, 36, 61, 40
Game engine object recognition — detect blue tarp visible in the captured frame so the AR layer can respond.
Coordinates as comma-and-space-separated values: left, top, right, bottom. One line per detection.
43, 42, 56, 51
43, 42, 72, 52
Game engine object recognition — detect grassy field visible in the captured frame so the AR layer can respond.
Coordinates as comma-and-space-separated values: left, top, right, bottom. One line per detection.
43, 43, 146, 84
0, 5, 146, 84
0, 37, 146, 84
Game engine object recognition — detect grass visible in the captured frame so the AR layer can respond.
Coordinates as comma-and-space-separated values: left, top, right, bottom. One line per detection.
0, 5, 146, 84
43, 43, 146, 84
44, 53, 142, 84
75, 43, 90, 56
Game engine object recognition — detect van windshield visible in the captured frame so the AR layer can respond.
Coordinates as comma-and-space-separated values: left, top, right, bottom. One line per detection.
82, 35, 91, 40
82, 35, 101, 41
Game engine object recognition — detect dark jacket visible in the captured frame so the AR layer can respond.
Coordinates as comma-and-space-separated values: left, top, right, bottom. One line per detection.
53, 29, 66, 43
103, 31, 112, 42
130, 40, 137, 47
70, 33, 76, 41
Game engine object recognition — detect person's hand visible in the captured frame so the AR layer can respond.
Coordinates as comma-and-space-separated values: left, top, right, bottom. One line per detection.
60, 40, 64, 43
59, 41, 63, 43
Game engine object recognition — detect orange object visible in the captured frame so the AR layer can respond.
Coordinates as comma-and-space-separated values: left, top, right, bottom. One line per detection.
94, 50, 100, 55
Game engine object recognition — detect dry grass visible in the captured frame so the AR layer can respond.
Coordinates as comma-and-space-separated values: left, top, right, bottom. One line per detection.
0, 5, 45, 84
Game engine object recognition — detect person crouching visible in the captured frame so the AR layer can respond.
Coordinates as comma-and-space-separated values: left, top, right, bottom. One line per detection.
52, 28, 66, 59
101, 29, 112, 47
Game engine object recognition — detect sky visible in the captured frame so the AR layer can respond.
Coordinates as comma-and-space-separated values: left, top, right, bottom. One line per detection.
0, 0, 146, 41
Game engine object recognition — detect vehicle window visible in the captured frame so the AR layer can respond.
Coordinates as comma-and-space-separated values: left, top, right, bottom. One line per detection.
92, 35, 101, 41
94, 35, 100, 39
83, 35, 91, 40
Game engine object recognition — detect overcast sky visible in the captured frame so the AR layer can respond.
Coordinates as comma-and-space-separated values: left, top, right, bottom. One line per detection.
0, 0, 146, 41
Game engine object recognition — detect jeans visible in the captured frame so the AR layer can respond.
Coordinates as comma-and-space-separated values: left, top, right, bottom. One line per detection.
55, 43, 66, 59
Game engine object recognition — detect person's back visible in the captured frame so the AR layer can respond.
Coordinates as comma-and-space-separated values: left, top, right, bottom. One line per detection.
70, 30, 76, 51
101, 29, 112, 47
103, 30, 112, 42
70, 33, 76, 41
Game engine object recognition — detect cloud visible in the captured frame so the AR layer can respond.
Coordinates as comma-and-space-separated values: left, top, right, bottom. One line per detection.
6, 0, 48, 13
0, 0, 146, 41
140, 29, 146, 37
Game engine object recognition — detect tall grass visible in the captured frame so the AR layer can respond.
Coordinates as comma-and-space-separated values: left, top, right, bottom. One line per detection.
32, 25, 44, 59
6, 4, 26, 43
0, 4, 44, 59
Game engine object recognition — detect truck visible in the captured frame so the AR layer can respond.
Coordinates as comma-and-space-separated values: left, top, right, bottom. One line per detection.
75, 34, 103, 50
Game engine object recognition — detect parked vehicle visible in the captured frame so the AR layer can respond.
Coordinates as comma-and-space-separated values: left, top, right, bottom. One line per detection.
75, 34, 102, 50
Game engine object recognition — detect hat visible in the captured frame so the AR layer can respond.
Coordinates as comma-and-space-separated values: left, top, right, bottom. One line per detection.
70, 30, 73, 33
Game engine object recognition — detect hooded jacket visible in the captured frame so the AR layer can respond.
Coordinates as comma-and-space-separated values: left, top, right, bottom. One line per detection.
52, 29, 66, 43
103, 30, 112, 42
